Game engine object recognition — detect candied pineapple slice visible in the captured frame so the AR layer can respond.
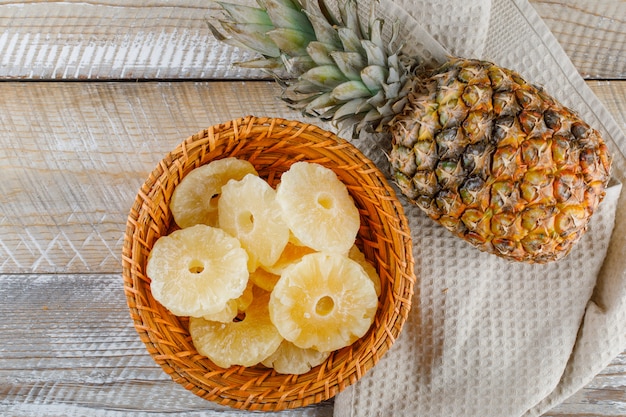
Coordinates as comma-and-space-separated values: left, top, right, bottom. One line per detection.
262, 241, 316, 275
170, 157, 258, 228
203, 281, 255, 323
203, 299, 238, 323
262, 340, 330, 375
269, 252, 378, 352
146, 224, 249, 317
219, 174, 290, 271
348, 245, 382, 297
249, 268, 281, 292
276, 162, 360, 254
189, 292, 283, 368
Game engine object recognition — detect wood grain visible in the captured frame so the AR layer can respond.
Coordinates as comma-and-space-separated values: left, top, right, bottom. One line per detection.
0, 80, 623, 275
0, 0, 622, 80
0, 274, 333, 416
0, 80, 624, 416
0, 81, 317, 274
0, 272, 622, 416
529, 0, 625, 79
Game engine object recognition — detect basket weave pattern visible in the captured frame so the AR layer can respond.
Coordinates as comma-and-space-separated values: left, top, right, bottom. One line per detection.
122, 116, 415, 411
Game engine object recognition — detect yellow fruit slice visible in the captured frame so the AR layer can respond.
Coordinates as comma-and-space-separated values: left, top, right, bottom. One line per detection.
269, 252, 378, 352
218, 174, 289, 271
235, 280, 255, 312
348, 245, 382, 297
262, 340, 330, 375
189, 292, 283, 368
146, 224, 249, 317
170, 157, 258, 228
276, 162, 360, 254
202, 281, 255, 323
262, 242, 316, 275
249, 268, 281, 292
203, 299, 238, 323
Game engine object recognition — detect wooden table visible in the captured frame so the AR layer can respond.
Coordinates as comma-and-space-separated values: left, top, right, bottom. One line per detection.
0, 1, 624, 416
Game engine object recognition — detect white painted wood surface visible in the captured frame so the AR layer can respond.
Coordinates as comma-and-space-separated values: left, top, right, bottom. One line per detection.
0, 80, 623, 416
0, 0, 623, 80
0, 0, 624, 415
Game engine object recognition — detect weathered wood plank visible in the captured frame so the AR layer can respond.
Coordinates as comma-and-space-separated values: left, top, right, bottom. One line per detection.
529, 0, 625, 79
0, 0, 622, 80
0, 274, 334, 416
0, 80, 623, 275
0, 80, 319, 274
0, 273, 623, 416
0, 0, 260, 80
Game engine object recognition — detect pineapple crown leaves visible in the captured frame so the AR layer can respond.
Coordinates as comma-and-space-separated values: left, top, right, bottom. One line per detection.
210, 0, 422, 136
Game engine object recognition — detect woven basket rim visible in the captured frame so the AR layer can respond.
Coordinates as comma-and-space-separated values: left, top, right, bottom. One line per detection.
121, 115, 415, 411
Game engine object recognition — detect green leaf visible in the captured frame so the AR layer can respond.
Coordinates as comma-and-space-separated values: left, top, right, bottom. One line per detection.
332, 98, 372, 122
305, 92, 336, 114
337, 27, 364, 54
259, 0, 315, 34
367, 89, 386, 107
360, 65, 387, 92
301, 65, 348, 89
306, 42, 337, 66
382, 81, 401, 99
303, 9, 342, 48
330, 51, 366, 81
369, 18, 385, 50
331, 80, 371, 101
235, 57, 284, 69
288, 79, 326, 94
315, 0, 341, 26
267, 28, 314, 56
220, 22, 281, 57
339, 0, 362, 38
282, 55, 315, 74
218, 2, 272, 25
361, 40, 386, 67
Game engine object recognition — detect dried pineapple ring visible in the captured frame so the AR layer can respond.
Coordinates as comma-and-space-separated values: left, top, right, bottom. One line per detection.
146, 224, 249, 317
190, 292, 284, 368
249, 268, 281, 292
276, 162, 360, 254
203, 299, 238, 323
218, 174, 290, 271
348, 245, 382, 297
262, 340, 330, 375
269, 252, 378, 352
170, 157, 258, 228
262, 242, 316, 276
203, 281, 254, 323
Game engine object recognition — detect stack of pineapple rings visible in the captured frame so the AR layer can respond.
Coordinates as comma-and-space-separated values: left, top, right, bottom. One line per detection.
146, 158, 381, 374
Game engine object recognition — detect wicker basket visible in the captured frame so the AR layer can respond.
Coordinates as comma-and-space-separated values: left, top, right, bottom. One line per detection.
122, 116, 415, 411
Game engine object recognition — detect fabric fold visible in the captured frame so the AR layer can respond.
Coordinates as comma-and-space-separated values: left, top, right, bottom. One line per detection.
333, 0, 626, 416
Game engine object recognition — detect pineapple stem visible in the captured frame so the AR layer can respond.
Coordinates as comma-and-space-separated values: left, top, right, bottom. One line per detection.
211, 0, 447, 136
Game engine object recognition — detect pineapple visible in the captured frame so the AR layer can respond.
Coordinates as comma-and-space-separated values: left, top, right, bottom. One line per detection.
269, 252, 378, 352
210, 0, 612, 263
262, 241, 316, 275
203, 280, 255, 322
189, 291, 284, 368
276, 162, 360, 254
262, 340, 331, 374
249, 267, 281, 291
170, 157, 258, 228
146, 224, 249, 317
219, 173, 290, 271
348, 245, 381, 297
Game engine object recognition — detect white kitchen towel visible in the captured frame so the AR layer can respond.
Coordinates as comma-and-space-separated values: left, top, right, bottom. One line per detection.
333, 0, 626, 416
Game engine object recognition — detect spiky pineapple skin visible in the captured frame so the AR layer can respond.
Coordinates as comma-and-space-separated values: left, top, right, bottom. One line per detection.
390, 58, 612, 263
212, 0, 613, 262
